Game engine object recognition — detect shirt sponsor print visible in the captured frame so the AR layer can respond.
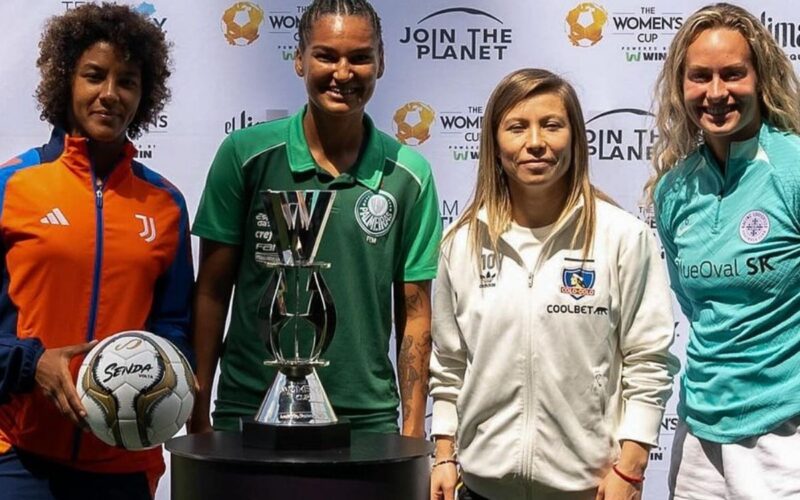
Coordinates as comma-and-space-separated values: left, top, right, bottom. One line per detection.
253, 212, 277, 264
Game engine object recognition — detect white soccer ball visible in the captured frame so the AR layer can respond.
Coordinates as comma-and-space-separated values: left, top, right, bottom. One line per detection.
77, 331, 195, 450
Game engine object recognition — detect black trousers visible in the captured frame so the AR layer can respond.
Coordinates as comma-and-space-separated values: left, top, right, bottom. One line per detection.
0, 448, 151, 500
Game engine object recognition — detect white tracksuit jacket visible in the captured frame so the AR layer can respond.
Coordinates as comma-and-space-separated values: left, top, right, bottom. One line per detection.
430, 199, 678, 498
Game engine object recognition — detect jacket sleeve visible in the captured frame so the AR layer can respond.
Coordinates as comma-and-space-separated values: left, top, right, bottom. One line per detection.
429, 250, 466, 437
0, 246, 45, 403
0, 336, 44, 405
653, 176, 693, 319
615, 226, 680, 447
148, 198, 195, 368
654, 209, 694, 320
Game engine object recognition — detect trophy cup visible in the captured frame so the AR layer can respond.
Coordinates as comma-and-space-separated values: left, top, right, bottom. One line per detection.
241, 190, 350, 450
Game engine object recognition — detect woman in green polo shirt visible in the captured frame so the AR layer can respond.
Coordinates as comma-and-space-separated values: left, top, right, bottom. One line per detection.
190, 0, 441, 438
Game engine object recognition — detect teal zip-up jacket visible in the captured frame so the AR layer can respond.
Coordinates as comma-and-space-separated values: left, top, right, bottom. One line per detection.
655, 122, 800, 443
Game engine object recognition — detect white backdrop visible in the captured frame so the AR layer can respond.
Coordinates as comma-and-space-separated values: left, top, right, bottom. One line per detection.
1, 1, 799, 498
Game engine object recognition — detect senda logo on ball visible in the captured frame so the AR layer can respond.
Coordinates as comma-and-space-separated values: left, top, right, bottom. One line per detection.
102, 362, 155, 383
399, 7, 514, 61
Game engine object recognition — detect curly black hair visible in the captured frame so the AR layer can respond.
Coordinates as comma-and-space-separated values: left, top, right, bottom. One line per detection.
36, 2, 171, 139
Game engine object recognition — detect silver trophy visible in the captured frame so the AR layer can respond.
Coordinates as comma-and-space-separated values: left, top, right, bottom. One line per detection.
250, 190, 343, 437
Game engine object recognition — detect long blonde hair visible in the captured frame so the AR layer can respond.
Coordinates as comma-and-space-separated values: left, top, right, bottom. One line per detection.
647, 2, 800, 199
445, 68, 601, 261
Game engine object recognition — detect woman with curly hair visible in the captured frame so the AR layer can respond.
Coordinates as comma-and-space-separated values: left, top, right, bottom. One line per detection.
429, 68, 677, 500
650, 3, 800, 498
0, 3, 192, 498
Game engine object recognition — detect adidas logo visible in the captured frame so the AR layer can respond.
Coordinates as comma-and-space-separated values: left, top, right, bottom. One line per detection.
479, 270, 497, 288
40, 208, 69, 226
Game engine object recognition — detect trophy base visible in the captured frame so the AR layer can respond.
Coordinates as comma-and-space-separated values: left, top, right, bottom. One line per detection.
240, 417, 351, 450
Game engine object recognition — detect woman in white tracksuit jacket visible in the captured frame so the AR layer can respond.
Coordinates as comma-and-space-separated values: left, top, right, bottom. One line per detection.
429, 69, 679, 500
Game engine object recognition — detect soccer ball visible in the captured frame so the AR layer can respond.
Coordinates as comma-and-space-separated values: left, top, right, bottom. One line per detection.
565, 2, 608, 47
393, 102, 436, 146
77, 331, 195, 450
221, 1, 265, 46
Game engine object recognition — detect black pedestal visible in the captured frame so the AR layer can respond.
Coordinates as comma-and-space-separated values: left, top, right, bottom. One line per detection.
166, 431, 433, 500
240, 417, 351, 450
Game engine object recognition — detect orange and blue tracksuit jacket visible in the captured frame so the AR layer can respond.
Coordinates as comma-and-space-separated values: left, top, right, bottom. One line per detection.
0, 129, 193, 479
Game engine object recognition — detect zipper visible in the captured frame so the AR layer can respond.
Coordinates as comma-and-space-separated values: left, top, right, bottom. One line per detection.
713, 193, 723, 234
72, 170, 106, 462
87, 175, 104, 342
703, 145, 728, 234
488, 214, 576, 490
519, 262, 536, 490
524, 267, 537, 489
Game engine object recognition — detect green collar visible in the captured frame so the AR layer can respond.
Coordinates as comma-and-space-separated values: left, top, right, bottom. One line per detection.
286, 106, 385, 190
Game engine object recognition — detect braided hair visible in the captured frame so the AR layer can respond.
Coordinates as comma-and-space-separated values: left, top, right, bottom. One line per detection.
298, 0, 383, 52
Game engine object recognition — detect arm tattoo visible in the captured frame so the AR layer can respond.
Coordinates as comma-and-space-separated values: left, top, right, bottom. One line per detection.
399, 334, 420, 420
404, 288, 425, 317
399, 330, 431, 421
437, 439, 456, 457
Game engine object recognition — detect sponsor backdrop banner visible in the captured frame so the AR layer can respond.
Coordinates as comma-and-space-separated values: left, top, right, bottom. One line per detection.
1, 1, 797, 498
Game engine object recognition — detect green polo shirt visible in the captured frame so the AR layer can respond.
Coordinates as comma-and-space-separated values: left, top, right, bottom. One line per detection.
193, 107, 442, 432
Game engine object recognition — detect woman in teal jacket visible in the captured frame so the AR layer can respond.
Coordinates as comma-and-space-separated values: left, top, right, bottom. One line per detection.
650, 3, 800, 498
